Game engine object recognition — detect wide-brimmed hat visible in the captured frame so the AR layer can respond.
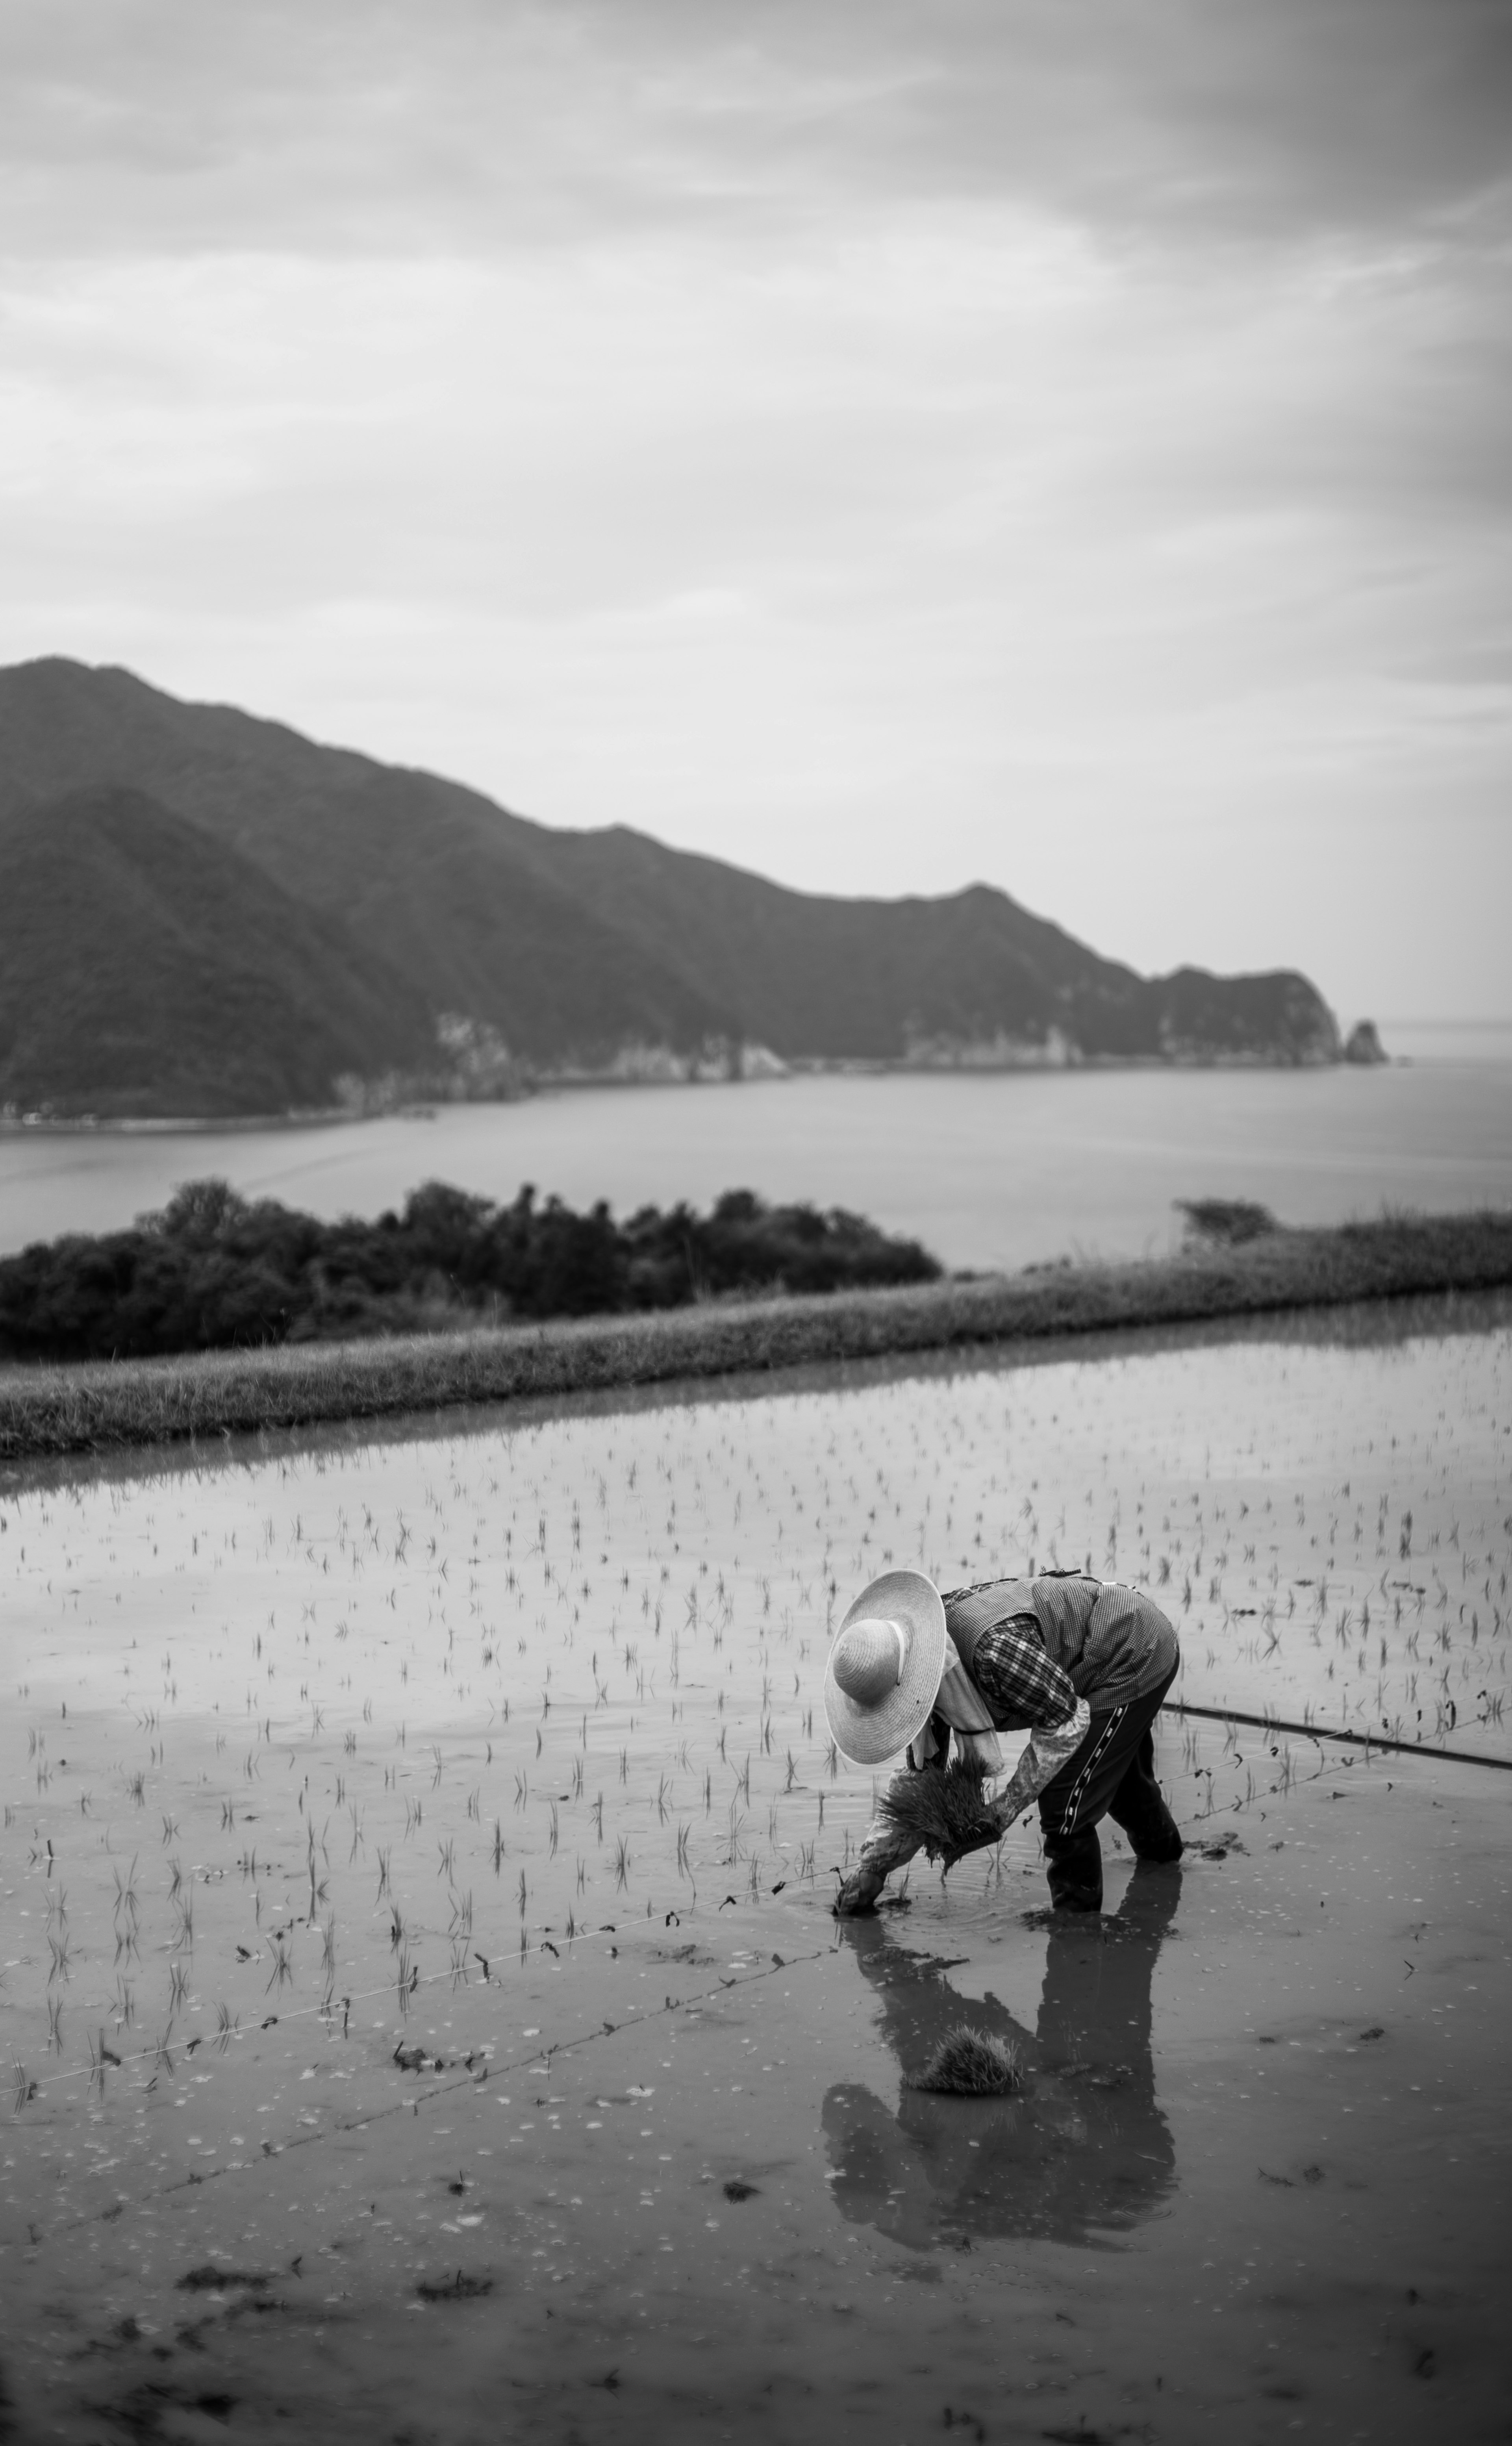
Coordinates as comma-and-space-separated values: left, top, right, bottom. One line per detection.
824, 1568, 947, 1767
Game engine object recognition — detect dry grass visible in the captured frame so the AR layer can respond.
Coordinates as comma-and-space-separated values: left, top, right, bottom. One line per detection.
2, 1207, 1510, 1462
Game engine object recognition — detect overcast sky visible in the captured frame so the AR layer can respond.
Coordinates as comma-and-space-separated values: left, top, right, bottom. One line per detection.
4, 0, 1509, 1022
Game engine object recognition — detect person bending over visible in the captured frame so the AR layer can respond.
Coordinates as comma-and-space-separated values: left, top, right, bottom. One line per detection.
828, 1566, 1183, 1916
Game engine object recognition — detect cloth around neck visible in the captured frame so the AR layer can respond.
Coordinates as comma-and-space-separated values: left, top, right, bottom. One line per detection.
909, 1635, 1004, 1773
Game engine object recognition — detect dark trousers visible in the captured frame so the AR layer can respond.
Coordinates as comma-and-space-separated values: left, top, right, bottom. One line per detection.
1037, 1665, 1183, 1911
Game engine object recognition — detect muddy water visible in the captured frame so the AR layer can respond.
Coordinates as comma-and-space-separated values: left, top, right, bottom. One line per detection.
1, 1301, 1509, 2439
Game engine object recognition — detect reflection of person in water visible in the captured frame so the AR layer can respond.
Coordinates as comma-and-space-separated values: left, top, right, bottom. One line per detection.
823, 1863, 1181, 2250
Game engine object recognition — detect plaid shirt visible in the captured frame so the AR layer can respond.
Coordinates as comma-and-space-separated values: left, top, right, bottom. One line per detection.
944, 1598, 1078, 1732
904, 1606, 1078, 1765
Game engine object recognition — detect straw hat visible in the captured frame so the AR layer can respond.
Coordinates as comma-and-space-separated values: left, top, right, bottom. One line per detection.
824, 1568, 947, 1767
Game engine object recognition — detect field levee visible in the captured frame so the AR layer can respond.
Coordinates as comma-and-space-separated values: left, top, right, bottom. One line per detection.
2, 1208, 1510, 1462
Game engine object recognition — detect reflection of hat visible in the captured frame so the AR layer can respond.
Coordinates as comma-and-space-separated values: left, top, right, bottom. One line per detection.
824, 1569, 947, 1766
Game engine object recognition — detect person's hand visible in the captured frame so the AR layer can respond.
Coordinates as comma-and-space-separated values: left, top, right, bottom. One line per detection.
833, 1866, 885, 1917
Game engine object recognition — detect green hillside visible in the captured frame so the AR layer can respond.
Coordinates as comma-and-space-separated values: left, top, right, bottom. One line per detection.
0, 784, 434, 1116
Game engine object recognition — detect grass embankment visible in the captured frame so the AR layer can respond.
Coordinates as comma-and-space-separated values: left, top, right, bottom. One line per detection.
3, 1208, 1509, 1463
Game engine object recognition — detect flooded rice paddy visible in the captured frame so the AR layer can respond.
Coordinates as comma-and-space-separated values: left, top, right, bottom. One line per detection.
2, 1295, 1510, 2442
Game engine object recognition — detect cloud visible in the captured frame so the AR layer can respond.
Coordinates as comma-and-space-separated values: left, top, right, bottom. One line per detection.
4, 0, 1509, 261
1, 0, 1509, 1015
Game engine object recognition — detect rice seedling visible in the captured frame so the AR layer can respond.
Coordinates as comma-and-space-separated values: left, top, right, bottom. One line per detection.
112, 1856, 140, 1931
879, 1762, 1004, 1872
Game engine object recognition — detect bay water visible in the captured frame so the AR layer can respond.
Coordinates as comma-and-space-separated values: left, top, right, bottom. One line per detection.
2, 1034, 1509, 1270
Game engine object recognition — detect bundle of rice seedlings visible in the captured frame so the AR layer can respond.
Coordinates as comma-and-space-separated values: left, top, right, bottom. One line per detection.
878, 1760, 1002, 1870
910, 2025, 1022, 2096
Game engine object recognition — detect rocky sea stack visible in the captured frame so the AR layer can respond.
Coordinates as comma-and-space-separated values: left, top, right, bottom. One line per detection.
1343, 1020, 1389, 1064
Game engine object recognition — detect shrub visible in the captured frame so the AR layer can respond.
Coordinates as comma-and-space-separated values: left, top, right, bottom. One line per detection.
1173, 1197, 1278, 1246
0, 1178, 941, 1362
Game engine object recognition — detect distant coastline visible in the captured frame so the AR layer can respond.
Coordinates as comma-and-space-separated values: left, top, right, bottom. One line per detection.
0, 1034, 1408, 1138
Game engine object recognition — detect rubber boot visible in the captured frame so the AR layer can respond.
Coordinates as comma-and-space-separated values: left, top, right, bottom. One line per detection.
1042, 1822, 1103, 1913
1116, 1795, 1184, 1865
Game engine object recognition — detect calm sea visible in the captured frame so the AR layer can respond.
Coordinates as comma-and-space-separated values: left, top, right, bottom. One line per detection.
3, 1020, 1509, 1270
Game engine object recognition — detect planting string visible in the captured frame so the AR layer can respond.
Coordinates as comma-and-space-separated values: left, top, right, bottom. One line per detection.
1161, 1698, 1512, 1773
14, 1936, 836, 2242
16, 1724, 1506, 2107
10, 1903, 828, 2103
14, 1938, 589, 2102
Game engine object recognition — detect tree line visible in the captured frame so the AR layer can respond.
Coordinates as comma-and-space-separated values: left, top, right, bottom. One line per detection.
0, 1178, 941, 1361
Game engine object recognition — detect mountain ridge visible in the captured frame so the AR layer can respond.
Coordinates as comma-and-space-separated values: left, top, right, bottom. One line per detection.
0, 656, 1342, 1117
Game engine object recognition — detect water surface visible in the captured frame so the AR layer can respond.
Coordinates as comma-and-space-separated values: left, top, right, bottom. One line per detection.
4, 1055, 1510, 1267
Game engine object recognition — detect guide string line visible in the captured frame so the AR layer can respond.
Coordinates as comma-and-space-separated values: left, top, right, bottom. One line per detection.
16, 1938, 837, 2242
1160, 1698, 1512, 1771
11, 1903, 827, 2100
